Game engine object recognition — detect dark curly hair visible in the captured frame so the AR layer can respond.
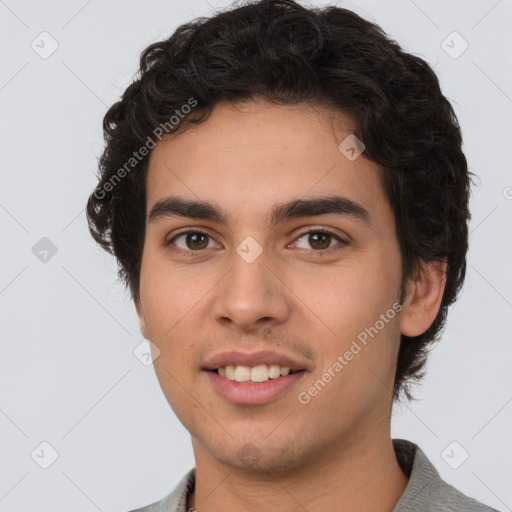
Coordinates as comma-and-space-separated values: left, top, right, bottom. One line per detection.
86, 0, 471, 403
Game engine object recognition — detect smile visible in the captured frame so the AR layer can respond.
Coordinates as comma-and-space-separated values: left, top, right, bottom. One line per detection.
204, 367, 307, 405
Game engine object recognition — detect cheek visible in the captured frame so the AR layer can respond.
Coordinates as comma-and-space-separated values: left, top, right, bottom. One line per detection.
288, 251, 401, 390
289, 253, 399, 335
139, 260, 205, 365
139, 256, 197, 333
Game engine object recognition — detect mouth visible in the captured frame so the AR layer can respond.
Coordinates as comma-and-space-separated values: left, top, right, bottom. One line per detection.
208, 364, 305, 383
204, 364, 307, 405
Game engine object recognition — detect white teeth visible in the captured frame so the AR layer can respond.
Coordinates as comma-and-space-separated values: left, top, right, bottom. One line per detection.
234, 365, 251, 382
268, 364, 281, 379
225, 365, 236, 380
216, 364, 295, 382
251, 364, 269, 382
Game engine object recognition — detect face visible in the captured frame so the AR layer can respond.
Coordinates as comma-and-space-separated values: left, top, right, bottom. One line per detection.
136, 98, 406, 474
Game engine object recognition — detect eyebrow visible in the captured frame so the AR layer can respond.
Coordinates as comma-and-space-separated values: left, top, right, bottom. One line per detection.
148, 195, 371, 227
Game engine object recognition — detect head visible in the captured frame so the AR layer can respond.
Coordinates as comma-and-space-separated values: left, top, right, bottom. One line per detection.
87, 0, 470, 470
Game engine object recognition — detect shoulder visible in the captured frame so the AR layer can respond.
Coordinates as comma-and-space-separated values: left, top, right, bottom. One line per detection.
392, 439, 499, 512
127, 468, 195, 512
422, 474, 500, 511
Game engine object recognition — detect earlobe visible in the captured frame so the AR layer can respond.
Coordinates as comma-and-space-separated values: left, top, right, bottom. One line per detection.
400, 259, 447, 337
135, 298, 148, 338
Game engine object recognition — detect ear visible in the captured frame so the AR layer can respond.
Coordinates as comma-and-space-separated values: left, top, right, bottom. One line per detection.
400, 258, 447, 337
134, 297, 149, 339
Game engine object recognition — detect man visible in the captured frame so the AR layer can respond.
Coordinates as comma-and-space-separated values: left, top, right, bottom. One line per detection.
87, 1, 498, 510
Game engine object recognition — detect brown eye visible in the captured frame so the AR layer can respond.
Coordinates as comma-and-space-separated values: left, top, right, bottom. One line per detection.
293, 230, 346, 251
185, 232, 209, 250
168, 231, 214, 251
308, 232, 331, 250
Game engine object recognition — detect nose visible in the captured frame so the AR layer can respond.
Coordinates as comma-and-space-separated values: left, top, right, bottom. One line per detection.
211, 247, 291, 333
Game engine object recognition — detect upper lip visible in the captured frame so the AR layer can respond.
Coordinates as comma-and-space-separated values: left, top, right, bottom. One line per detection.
202, 350, 310, 372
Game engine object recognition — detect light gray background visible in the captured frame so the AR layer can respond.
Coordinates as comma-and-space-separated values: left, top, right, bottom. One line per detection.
1, 0, 511, 510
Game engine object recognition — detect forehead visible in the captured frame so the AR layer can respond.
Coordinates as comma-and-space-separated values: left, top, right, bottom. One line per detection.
145, 99, 388, 224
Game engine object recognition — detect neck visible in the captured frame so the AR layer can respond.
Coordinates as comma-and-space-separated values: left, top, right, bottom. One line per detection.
187, 430, 409, 512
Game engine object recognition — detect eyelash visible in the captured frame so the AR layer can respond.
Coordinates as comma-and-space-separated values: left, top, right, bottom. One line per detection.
166, 228, 348, 258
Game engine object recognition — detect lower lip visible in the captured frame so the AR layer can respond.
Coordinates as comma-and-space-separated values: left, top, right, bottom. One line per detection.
204, 370, 307, 405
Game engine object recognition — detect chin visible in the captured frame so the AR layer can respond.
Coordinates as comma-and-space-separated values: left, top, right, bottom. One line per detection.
205, 437, 312, 475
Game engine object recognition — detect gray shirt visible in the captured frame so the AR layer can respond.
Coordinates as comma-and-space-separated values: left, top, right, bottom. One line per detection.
130, 438, 499, 511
